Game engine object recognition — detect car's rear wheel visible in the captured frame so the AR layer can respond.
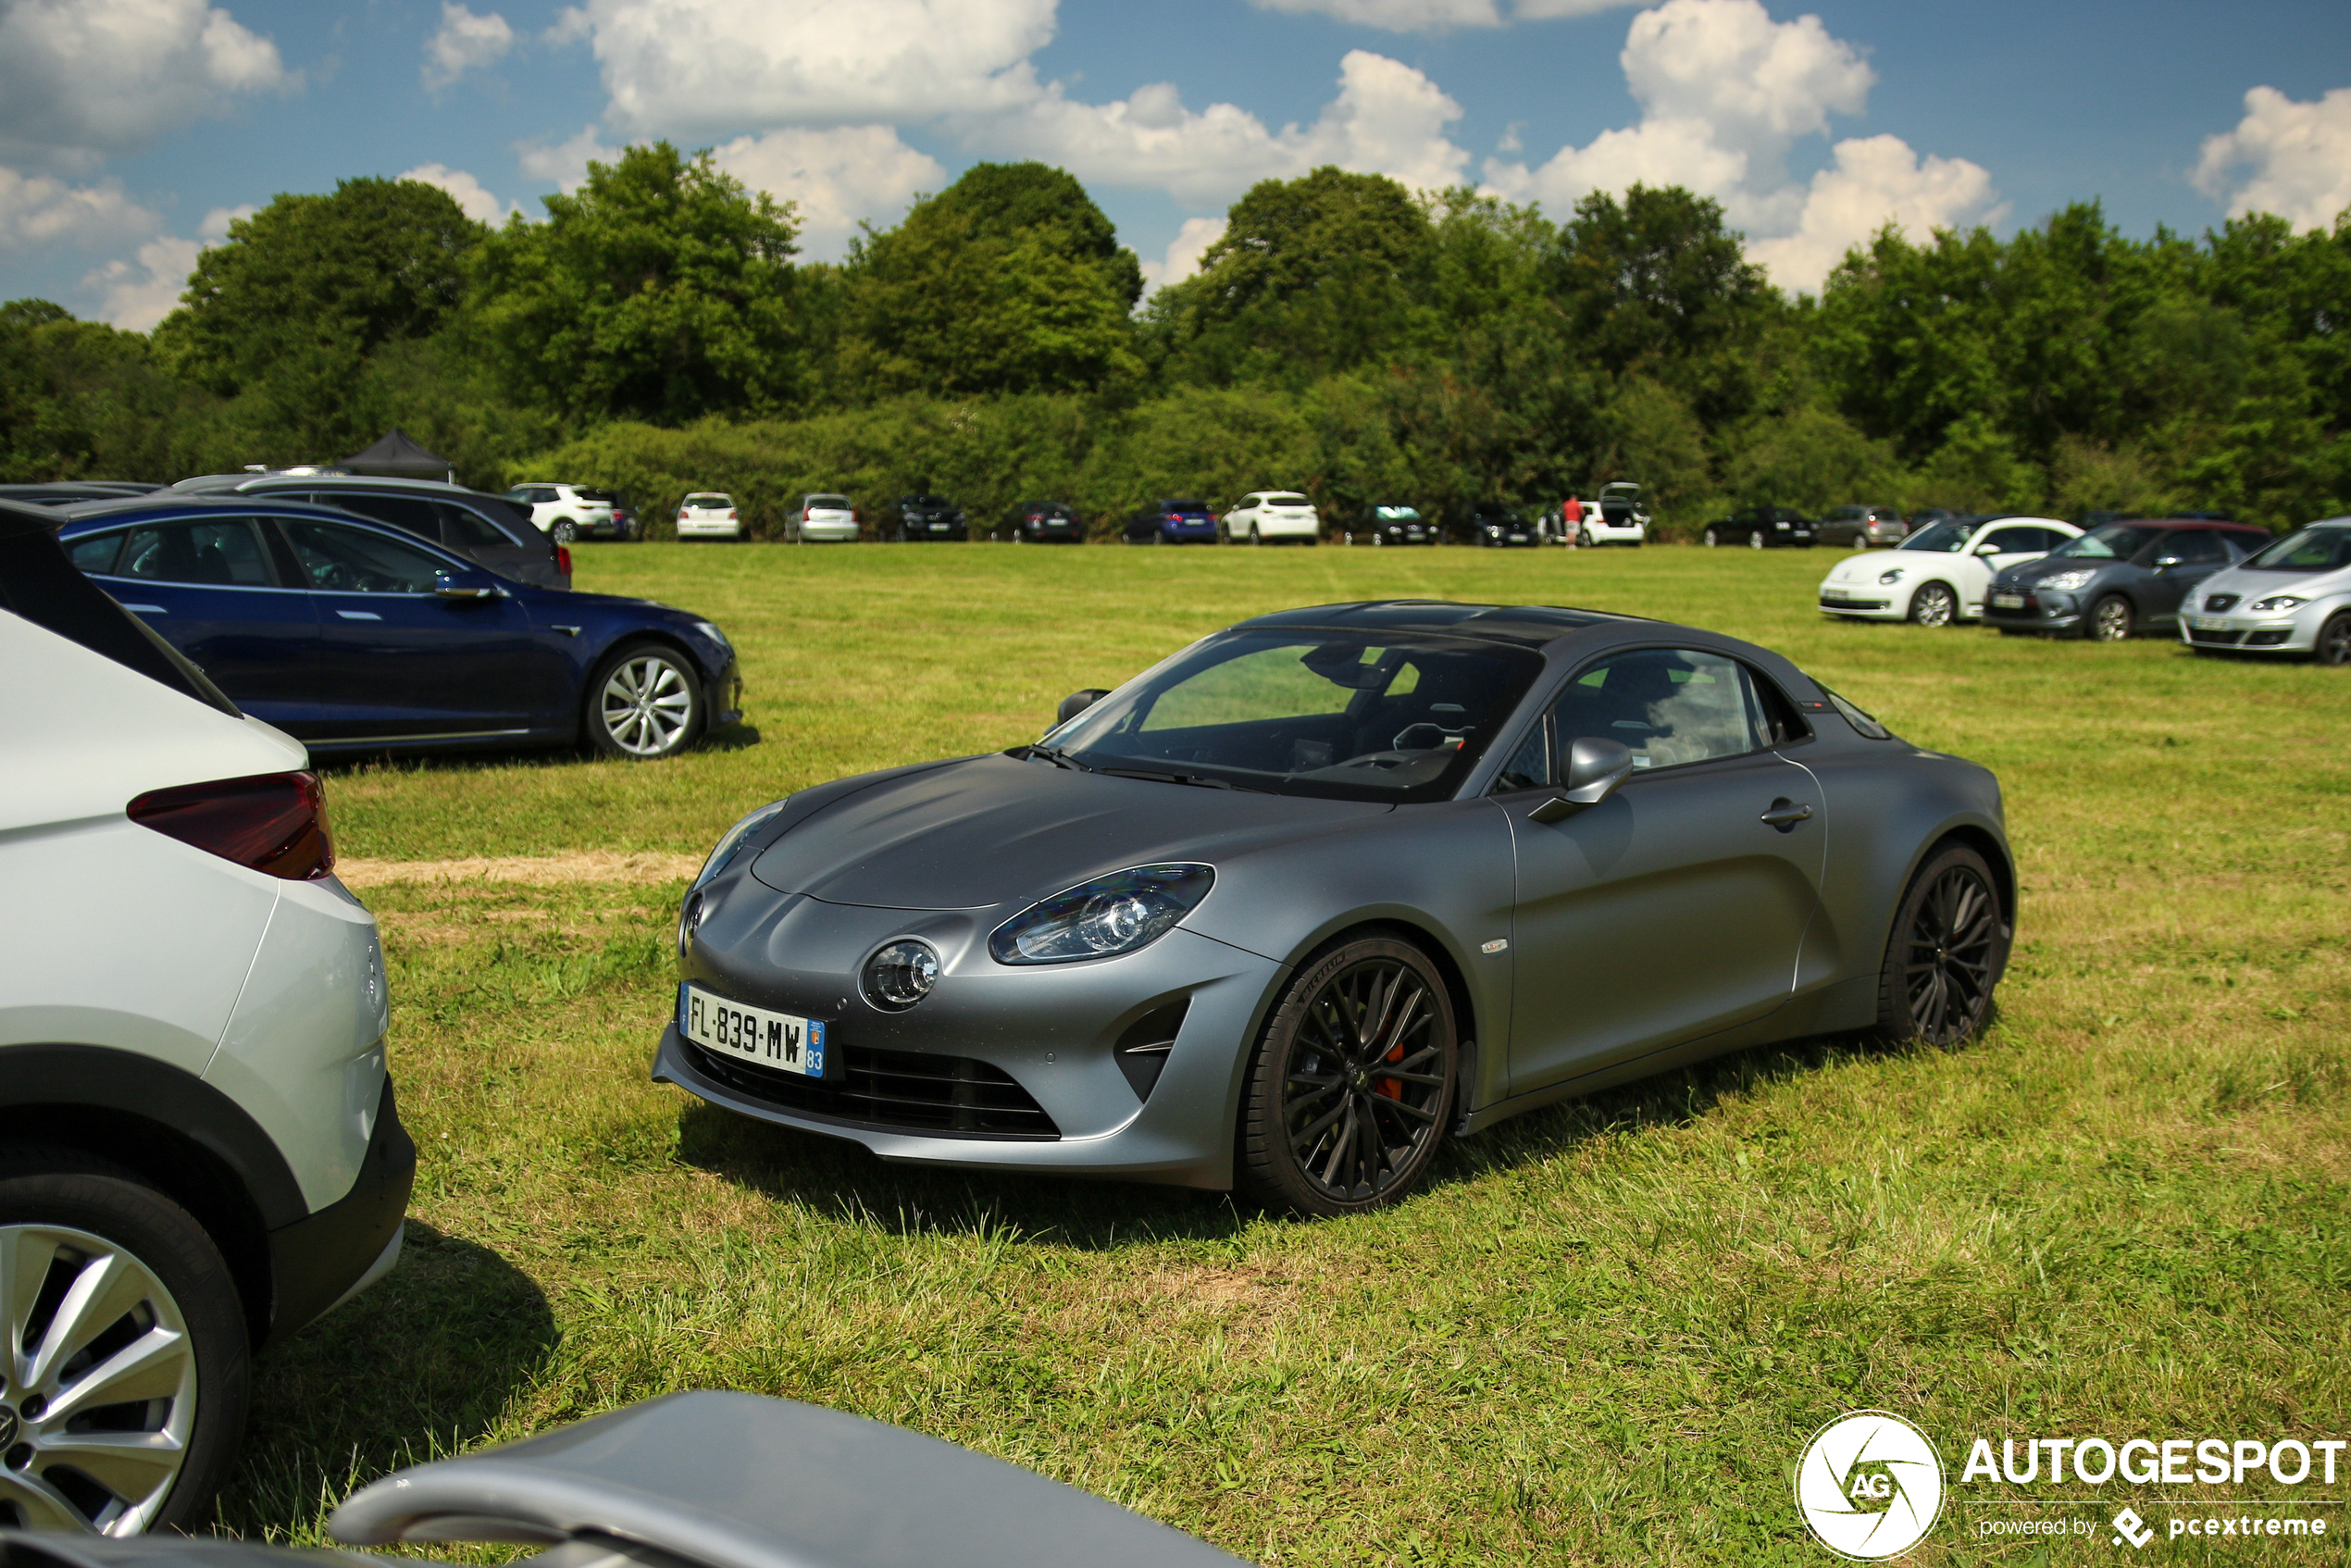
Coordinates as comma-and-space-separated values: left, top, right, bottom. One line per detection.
1748, 531, 1765, 550
551, 519, 578, 545
1873, 845, 2008, 1047
0, 1150, 249, 1536
1704, 528, 1719, 547
2319, 612, 2351, 666
1239, 937, 1459, 1218
1250, 524, 1263, 546
2090, 594, 2134, 641
587, 643, 703, 760
1909, 581, 1959, 627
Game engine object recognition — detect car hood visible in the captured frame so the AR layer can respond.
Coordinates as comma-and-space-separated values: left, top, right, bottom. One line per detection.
750, 753, 1391, 912
1823, 549, 1918, 580
2199, 563, 2351, 602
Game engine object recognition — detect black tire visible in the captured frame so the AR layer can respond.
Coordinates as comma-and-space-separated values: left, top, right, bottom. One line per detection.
551, 519, 578, 545
2089, 594, 2134, 641
1909, 581, 1959, 627
2314, 612, 2350, 666
1238, 936, 1459, 1218
0, 1148, 250, 1535
585, 641, 704, 760
1872, 845, 2009, 1047
1704, 528, 1719, 547
1748, 530, 1765, 550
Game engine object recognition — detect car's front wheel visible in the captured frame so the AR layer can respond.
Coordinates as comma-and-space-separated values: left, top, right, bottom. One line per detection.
1909, 581, 1959, 627
1873, 845, 2008, 1047
587, 642, 703, 760
2319, 611, 2351, 666
1250, 524, 1263, 546
2090, 594, 2134, 641
1239, 936, 1459, 1218
1704, 528, 1719, 547
1748, 530, 1765, 550
0, 1150, 250, 1536
551, 519, 578, 545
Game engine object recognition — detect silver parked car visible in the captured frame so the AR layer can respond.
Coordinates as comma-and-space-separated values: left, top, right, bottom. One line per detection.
658, 602, 2014, 1216
2181, 517, 2351, 662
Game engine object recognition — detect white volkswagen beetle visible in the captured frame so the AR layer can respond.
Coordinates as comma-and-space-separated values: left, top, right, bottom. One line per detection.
2181, 516, 2351, 663
1818, 514, 2080, 627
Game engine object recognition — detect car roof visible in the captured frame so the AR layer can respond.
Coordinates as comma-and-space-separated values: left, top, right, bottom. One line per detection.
52, 492, 425, 529
1237, 600, 1640, 649
175, 472, 492, 501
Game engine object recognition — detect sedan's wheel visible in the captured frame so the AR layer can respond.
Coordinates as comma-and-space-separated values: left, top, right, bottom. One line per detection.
0, 1151, 250, 1536
2319, 611, 2351, 666
1909, 581, 1959, 627
588, 644, 703, 760
1240, 937, 1458, 1218
1703, 528, 1719, 547
1250, 524, 1263, 546
1748, 530, 1765, 550
2090, 594, 2134, 641
551, 520, 578, 545
1874, 845, 2008, 1047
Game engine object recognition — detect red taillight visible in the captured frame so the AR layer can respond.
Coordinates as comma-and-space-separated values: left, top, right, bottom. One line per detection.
804, 507, 813, 520
128, 771, 334, 880
557, 544, 574, 576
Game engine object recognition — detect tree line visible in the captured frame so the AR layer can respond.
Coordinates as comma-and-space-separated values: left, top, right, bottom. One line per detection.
5, 142, 2346, 538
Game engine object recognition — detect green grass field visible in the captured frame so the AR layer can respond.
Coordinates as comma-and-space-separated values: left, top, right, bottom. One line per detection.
241, 541, 2349, 1565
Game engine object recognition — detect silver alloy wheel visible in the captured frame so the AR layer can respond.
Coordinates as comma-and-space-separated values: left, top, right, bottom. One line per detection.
2320, 613, 2351, 666
552, 520, 578, 545
1911, 582, 1957, 627
599, 653, 693, 756
1250, 524, 1263, 545
0, 1223, 197, 1535
1748, 530, 1765, 550
1704, 528, 1718, 547
2092, 595, 2133, 641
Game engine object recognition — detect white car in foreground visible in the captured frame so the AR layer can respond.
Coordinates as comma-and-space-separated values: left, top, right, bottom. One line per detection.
790, 492, 858, 543
1818, 514, 2080, 626
677, 492, 742, 541
1221, 491, 1321, 544
0, 501, 413, 1534
2181, 516, 2351, 663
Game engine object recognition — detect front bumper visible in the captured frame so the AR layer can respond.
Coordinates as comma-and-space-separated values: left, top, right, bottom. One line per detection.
1819, 590, 1894, 616
2179, 610, 2317, 652
656, 894, 1287, 1188
1983, 590, 2084, 633
265, 1076, 415, 1343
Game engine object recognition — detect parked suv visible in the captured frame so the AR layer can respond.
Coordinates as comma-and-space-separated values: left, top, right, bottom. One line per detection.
892, 494, 967, 542
1817, 504, 1908, 548
504, 484, 630, 543
1353, 504, 1434, 546
0, 500, 415, 1534
1460, 503, 1539, 547
173, 473, 567, 590
1221, 491, 1321, 545
1123, 499, 1217, 545
1010, 502, 1083, 543
790, 494, 859, 544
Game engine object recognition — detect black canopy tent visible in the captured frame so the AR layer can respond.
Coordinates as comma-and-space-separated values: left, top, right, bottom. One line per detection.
342, 428, 454, 482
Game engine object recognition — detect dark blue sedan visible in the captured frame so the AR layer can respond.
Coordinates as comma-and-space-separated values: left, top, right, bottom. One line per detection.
57, 496, 740, 759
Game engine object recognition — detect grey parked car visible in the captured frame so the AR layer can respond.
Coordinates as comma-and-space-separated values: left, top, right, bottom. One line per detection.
172, 473, 568, 590
659, 601, 2013, 1216
1984, 519, 2270, 640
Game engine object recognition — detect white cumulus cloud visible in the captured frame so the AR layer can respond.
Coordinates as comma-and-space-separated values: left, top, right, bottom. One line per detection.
82, 233, 200, 330
1747, 134, 2004, 292
423, 4, 516, 93
0, 166, 161, 250
1246, 0, 1504, 30
1139, 215, 1228, 292
400, 162, 519, 225
565, 0, 1056, 136
711, 125, 944, 262
2194, 85, 2351, 232
0, 0, 293, 170
516, 124, 620, 193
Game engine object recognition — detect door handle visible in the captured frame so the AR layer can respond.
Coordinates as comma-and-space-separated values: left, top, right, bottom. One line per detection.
1760, 798, 1813, 831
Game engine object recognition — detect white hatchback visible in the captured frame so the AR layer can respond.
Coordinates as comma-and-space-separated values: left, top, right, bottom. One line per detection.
0, 502, 412, 1534
677, 492, 741, 541
1818, 515, 2079, 626
2181, 517, 2351, 662
1222, 491, 1321, 545
792, 493, 859, 543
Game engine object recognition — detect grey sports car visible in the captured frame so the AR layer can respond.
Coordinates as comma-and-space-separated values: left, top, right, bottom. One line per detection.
656, 601, 2013, 1216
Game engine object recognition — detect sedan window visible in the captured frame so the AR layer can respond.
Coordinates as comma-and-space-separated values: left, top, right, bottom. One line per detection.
281, 519, 448, 593
2046, 523, 2162, 561
329, 492, 443, 541
437, 503, 515, 550
2158, 530, 2230, 564
67, 530, 124, 574
1551, 649, 1760, 771
1983, 527, 2047, 554
1897, 521, 1972, 553
117, 518, 275, 587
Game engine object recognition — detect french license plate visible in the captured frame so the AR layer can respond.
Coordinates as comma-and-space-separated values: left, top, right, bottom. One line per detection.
1822, 590, 1852, 602
1994, 593, 2025, 609
2192, 616, 2232, 631
682, 984, 826, 1077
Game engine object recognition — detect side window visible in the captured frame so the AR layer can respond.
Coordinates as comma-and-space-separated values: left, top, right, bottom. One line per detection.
2162, 531, 2228, 565
117, 519, 275, 587
281, 519, 446, 593
1984, 527, 2041, 554
1494, 720, 1549, 792
68, 531, 125, 574
332, 492, 443, 541
1744, 668, 1813, 748
437, 502, 512, 550
1550, 649, 1761, 772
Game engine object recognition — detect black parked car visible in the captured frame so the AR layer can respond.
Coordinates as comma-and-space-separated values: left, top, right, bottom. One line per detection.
1356, 504, 1436, 545
1460, 503, 1539, 547
1984, 519, 2271, 641
1705, 507, 1817, 549
1124, 498, 1218, 544
58, 495, 740, 758
894, 493, 968, 541
174, 472, 568, 589
1817, 504, 1908, 548
1011, 501, 1085, 542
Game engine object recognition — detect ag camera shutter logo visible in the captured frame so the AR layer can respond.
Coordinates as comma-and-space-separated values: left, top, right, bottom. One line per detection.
1796, 1411, 1946, 1560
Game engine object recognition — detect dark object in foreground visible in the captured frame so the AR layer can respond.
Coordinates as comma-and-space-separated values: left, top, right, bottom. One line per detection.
0, 1391, 1246, 1566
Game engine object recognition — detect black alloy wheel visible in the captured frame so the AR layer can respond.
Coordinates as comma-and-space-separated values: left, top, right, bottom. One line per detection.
2320, 612, 2351, 666
1240, 937, 1459, 1217
2090, 594, 2134, 641
1909, 581, 1959, 627
1874, 845, 2008, 1047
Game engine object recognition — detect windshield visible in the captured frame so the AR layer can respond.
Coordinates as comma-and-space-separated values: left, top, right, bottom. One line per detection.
1041, 629, 1541, 803
906, 495, 950, 507
685, 493, 731, 505
1899, 521, 1975, 553
808, 495, 850, 508
2046, 523, 2161, 561
2243, 524, 2351, 572
1375, 506, 1421, 521
1266, 493, 1311, 506
1163, 500, 1209, 514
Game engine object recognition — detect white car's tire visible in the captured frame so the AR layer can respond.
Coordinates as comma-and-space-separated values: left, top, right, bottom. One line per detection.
1909, 581, 1959, 627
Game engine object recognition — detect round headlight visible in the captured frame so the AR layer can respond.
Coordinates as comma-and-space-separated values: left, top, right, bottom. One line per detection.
1879, 568, 1906, 584
863, 939, 939, 1009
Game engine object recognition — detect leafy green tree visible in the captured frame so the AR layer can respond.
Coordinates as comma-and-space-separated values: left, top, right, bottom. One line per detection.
2, 300, 214, 480
469, 142, 804, 424
840, 162, 1144, 400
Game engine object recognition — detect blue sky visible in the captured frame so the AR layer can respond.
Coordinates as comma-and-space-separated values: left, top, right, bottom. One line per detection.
3, 0, 2345, 330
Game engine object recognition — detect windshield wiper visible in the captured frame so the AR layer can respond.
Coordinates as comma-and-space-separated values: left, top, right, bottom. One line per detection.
1099, 766, 1268, 793
1010, 744, 1095, 771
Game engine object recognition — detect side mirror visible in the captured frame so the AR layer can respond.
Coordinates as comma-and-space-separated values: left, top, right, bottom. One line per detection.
1527, 737, 1636, 823
1057, 688, 1110, 725
434, 568, 497, 602
1973, 542, 2001, 556
2153, 554, 2183, 570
